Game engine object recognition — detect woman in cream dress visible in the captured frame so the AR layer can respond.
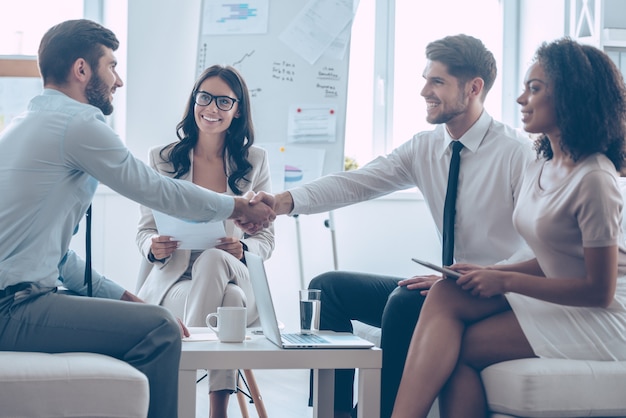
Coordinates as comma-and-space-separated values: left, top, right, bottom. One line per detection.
391, 38, 626, 418
136, 65, 274, 418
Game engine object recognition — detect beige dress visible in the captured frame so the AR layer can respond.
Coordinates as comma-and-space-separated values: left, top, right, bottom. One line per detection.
508, 154, 626, 360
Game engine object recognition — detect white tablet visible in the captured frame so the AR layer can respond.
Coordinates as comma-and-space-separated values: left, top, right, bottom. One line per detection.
411, 258, 462, 280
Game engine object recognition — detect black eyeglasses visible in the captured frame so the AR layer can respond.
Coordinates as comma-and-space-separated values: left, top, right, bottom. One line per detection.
193, 90, 238, 111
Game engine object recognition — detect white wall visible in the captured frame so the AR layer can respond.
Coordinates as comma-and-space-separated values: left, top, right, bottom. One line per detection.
124, 0, 202, 160
517, 0, 567, 87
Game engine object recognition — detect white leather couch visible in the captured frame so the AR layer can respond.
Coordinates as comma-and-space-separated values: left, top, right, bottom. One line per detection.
0, 351, 149, 418
353, 320, 626, 417
483, 357, 626, 417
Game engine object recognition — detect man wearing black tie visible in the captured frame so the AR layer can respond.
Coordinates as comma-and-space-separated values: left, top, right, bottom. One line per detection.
253, 34, 534, 418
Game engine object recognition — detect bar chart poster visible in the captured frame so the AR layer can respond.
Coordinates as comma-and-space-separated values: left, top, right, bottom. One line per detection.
201, 0, 269, 35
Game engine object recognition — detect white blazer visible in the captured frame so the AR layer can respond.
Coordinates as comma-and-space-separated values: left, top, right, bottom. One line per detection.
135, 144, 274, 304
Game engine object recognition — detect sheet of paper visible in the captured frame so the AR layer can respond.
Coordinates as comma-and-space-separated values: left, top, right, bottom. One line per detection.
152, 210, 226, 250
183, 327, 252, 342
257, 143, 286, 192
183, 327, 218, 342
287, 104, 337, 143
278, 0, 354, 64
281, 146, 325, 188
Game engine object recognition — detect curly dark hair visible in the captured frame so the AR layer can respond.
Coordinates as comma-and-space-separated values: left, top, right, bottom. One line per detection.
426, 34, 497, 101
532, 38, 626, 171
161, 65, 254, 195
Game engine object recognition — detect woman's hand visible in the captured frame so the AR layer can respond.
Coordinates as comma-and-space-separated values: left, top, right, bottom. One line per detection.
150, 235, 179, 261
456, 268, 508, 298
448, 262, 485, 274
216, 236, 244, 260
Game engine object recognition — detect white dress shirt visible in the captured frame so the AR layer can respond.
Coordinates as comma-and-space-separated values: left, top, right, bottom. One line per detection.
289, 111, 535, 266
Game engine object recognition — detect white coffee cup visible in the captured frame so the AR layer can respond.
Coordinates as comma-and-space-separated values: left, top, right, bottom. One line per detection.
206, 307, 247, 343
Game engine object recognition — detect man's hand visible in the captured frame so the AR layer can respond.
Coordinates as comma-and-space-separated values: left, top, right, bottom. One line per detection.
249, 191, 276, 210
250, 191, 294, 215
231, 192, 276, 234
397, 274, 442, 296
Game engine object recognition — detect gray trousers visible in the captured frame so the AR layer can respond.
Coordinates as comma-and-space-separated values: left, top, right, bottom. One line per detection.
0, 285, 182, 418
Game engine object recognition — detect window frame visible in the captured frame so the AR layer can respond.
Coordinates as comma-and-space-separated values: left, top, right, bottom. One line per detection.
355, 0, 519, 164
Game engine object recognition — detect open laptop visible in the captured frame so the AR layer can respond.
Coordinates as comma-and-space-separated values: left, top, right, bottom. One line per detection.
245, 251, 375, 349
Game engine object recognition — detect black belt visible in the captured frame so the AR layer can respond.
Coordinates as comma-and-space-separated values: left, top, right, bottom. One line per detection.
0, 282, 34, 298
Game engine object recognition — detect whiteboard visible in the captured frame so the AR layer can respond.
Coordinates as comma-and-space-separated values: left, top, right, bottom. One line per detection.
196, 0, 353, 191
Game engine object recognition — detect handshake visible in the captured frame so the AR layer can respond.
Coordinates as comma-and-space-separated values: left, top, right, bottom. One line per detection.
231, 191, 294, 234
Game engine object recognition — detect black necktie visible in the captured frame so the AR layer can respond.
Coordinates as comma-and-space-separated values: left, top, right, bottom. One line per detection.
442, 141, 463, 266
84, 204, 93, 297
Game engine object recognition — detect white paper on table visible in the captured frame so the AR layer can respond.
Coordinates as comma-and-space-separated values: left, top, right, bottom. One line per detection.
183, 327, 219, 342
183, 327, 252, 342
152, 210, 226, 250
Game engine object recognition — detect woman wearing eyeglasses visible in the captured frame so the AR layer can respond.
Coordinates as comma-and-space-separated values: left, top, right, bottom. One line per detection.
136, 64, 274, 417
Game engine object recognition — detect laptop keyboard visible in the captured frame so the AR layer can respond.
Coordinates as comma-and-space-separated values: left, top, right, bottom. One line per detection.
282, 333, 329, 344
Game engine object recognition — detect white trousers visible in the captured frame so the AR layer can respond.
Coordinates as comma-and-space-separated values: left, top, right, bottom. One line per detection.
162, 248, 258, 392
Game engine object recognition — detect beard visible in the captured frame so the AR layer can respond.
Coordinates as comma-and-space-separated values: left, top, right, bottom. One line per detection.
85, 72, 114, 115
426, 107, 466, 125
425, 91, 468, 125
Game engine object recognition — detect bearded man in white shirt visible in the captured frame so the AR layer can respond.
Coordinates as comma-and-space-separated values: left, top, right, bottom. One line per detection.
252, 34, 535, 418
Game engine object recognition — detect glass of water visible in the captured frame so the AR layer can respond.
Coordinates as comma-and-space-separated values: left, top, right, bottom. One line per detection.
299, 289, 321, 334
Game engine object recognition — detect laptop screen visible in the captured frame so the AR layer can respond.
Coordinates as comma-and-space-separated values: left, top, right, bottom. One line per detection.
245, 251, 287, 348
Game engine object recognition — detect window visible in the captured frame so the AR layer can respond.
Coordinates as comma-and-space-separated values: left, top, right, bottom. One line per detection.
0, 0, 127, 134
606, 48, 626, 81
0, 0, 85, 55
344, 0, 503, 167
344, 0, 376, 167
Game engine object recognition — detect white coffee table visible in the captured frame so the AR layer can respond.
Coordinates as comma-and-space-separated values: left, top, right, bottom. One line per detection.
179, 331, 382, 418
